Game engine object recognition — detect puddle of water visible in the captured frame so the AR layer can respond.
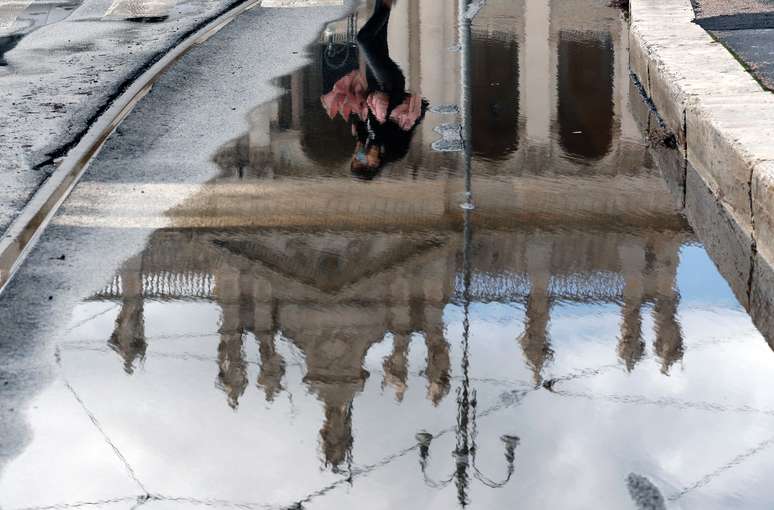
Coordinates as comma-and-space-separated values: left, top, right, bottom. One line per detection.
3, 1, 774, 509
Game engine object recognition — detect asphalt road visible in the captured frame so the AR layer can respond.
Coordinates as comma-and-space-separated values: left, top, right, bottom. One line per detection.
0, 0, 248, 238
692, 0, 774, 90
0, 0, 353, 478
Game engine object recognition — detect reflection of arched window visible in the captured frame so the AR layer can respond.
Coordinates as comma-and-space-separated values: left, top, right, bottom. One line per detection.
470, 32, 519, 161
558, 31, 614, 161
297, 45, 361, 170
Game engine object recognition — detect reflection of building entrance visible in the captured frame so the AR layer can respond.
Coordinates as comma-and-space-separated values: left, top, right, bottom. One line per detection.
558, 31, 614, 160
471, 31, 519, 160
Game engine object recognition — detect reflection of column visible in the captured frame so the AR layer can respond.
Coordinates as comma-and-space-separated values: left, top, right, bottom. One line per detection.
383, 333, 410, 401
408, 0, 422, 94
246, 102, 277, 178
248, 103, 274, 153
419, 0, 459, 143
652, 238, 683, 375
618, 241, 646, 371
407, 0, 423, 168
615, 22, 638, 140
522, 0, 551, 143
215, 268, 248, 409
519, 241, 553, 385
387, 0, 410, 78
109, 256, 146, 374
290, 70, 303, 131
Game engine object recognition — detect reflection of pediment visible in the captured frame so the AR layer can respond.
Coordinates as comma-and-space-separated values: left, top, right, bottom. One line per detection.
211, 232, 446, 294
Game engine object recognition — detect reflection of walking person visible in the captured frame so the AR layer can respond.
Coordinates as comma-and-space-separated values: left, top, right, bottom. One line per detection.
321, 0, 427, 178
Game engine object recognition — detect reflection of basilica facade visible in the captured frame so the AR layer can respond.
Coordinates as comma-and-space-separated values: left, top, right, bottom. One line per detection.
92, 0, 691, 471
217, 0, 640, 179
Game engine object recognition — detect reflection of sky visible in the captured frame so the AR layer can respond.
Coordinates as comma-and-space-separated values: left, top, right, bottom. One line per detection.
677, 244, 742, 309
3, 238, 773, 509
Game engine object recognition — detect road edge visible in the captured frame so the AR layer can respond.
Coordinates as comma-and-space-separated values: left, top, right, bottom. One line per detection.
0, 0, 263, 294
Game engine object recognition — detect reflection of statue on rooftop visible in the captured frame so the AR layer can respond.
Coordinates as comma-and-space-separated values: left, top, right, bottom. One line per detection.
383, 333, 410, 401
424, 327, 451, 406
519, 242, 554, 386
108, 257, 147, 374
217, 331, 248, 410
321, 0, 427, 178
618, 241, 646, 371
256, 334, 285, 402
651, 237, 684, 375
215, 268, 249, 409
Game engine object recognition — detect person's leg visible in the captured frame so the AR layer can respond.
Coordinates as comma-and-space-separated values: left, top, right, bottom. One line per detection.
357, 1, 405, 94
357, 0, 391, 42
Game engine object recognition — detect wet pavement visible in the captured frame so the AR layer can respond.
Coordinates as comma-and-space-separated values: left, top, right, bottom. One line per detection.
0, 0, 297, 237
2, 0, 774, 509
692, 0, 774, 90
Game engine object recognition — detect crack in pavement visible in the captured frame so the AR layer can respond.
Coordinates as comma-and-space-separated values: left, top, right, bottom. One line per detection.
56, 347, 149, 496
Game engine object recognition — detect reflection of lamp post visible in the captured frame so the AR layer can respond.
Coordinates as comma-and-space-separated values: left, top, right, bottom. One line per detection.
414, 6, 518, 503
459, 0, 474, 212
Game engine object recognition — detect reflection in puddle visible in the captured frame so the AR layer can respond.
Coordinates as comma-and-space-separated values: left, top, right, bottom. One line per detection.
4, 1, 774, 509
321, 1, 427, 178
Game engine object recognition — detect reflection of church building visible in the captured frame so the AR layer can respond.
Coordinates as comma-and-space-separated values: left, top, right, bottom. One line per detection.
93, 0, 691, 471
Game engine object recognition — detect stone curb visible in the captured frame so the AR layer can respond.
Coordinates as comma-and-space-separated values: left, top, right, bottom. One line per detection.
629, 0, 774, 263
0, 0, 264, 294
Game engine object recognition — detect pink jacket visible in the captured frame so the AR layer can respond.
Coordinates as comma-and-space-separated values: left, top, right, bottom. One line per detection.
321, 71, 423, 131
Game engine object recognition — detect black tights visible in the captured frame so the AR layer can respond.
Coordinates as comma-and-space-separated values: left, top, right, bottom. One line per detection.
356, 1, 406, 103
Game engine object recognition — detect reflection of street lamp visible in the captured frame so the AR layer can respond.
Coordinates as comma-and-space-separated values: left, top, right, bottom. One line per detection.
414, 6, 518, 502
415, 428, 520, 504
459, 0, 474, 212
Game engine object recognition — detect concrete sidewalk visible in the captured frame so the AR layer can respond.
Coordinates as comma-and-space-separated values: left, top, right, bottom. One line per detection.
692, 0, 774, 91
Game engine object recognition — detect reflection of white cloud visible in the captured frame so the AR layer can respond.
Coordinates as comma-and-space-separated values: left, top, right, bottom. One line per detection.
0, 381, 139, 509
3, 287, 773, 508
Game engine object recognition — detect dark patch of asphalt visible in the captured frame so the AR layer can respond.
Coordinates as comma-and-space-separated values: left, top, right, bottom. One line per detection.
692, 1, 774, 91
0, 0, 355, 484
